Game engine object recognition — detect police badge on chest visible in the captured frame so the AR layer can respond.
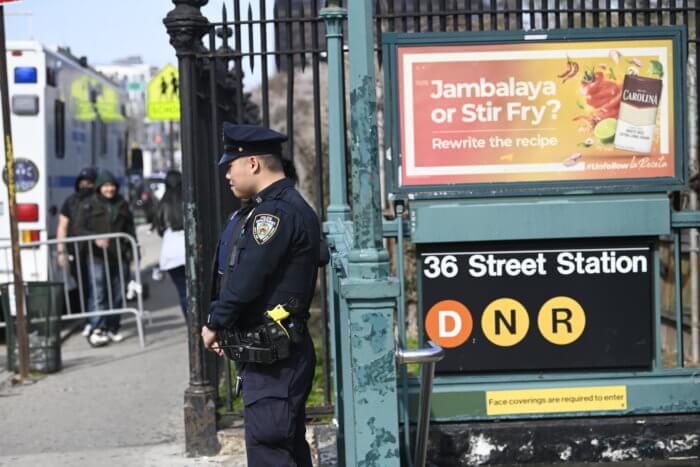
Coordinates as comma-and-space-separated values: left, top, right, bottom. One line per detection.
253, 214, 280, 245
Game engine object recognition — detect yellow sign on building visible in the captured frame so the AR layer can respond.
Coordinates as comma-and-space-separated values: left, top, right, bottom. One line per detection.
147, 64, 180, 121
486, 386, 628, 416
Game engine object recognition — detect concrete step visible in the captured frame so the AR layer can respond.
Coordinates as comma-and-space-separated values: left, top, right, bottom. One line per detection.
217, 423, 337, 467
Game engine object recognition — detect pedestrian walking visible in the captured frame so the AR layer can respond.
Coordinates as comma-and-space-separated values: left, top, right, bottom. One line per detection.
201, 123, 322, 467
75, 170, 136, 347
152, 170, 187, 319
55, 167, 98, 336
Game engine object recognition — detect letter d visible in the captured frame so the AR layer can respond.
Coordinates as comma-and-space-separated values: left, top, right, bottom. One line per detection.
439, 310, 462, 337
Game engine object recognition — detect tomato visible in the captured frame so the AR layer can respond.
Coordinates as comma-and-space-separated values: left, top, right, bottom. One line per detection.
581, 72, 605, 97
588, 81, 620, 108
595, 93, 623, 120
581, 71, 622, 120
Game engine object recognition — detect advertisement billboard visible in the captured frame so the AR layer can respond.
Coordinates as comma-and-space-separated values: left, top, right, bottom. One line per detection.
383, 27, 687, 198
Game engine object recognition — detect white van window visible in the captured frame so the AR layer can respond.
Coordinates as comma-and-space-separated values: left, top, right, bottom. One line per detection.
99, 119, 107, 156
55, 99, 65, 159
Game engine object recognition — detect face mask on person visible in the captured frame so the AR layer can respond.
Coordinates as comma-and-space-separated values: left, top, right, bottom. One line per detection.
78, 180, 95, 195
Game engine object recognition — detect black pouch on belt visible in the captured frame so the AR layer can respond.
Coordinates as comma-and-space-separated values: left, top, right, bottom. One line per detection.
264, 319, 291, 361
286, 319, 306, 345
219, 320, 291, 364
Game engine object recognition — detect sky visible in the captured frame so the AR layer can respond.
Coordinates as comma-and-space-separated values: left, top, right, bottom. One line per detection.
4, 0, 255, 69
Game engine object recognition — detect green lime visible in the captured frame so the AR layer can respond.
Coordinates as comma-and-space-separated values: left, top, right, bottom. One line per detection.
594, 118, 617, 144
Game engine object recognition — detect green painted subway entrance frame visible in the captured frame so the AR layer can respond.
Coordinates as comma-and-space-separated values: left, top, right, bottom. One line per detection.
322, 2, 698, 462
377, 26, 700, 432
322, 2, 402, 465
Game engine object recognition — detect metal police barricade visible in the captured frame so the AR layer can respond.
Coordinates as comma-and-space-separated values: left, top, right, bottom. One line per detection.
0, 232, 147, 348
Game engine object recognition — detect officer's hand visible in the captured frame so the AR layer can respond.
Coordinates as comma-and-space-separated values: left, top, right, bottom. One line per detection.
56, 251, 68, 268
95, 238, 109, 249
201, 326, 224, 357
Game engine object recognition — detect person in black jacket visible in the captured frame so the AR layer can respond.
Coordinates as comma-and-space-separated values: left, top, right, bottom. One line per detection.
201, 123, 321, 467
55, 167, 97, 335
75, 170, 136, 347
152, 170, 187, 318
56, 167, 97, 266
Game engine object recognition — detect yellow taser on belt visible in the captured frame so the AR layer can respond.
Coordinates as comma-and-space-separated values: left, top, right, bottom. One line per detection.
266, 305, 290, 338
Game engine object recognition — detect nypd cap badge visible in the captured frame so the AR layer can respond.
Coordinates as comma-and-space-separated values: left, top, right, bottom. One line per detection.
253, 214, 280, 245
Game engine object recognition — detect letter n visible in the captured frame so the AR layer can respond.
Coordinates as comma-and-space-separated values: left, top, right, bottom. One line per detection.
495, 309, 517, 335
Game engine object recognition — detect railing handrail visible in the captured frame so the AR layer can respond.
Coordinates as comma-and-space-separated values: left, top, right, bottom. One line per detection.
0, 232, 137, 247
396, 340, 444, 365
396, 340, 444, 467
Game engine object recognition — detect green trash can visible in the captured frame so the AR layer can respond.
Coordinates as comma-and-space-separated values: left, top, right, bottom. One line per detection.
1, 282, 64, 373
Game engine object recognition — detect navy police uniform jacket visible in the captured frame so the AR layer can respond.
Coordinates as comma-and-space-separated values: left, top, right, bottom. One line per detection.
207, 177, 320, 334
207, 178, 321, 466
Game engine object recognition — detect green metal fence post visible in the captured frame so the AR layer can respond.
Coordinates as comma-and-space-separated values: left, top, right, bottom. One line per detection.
320, 4, 351, 461
341, 0, 401, 465
321, 3, 350, 224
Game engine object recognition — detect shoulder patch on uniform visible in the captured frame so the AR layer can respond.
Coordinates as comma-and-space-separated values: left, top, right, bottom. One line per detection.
253, 213, 280, 245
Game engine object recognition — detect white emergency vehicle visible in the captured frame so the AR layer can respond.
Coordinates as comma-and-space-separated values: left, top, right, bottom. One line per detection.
0, 41, 129, 282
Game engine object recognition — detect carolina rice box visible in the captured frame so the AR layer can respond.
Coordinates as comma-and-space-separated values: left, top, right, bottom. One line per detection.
614, 75, 663, 154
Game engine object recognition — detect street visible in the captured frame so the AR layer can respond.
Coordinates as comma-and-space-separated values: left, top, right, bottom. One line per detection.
0, 226, 242, 466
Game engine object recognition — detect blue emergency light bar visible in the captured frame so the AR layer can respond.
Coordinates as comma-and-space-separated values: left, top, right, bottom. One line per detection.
14, 67, 37, 84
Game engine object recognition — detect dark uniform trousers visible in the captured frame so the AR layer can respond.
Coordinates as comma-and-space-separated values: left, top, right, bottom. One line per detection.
242, 333, 315, 467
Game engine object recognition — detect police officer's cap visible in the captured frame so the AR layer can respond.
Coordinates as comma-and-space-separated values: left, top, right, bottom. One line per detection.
218, 122, 288, 166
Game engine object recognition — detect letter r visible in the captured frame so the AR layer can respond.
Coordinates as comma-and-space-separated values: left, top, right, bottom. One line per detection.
552, 308, 573, 333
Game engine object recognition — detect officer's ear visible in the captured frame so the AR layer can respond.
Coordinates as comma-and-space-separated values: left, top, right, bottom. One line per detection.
247, 156, 262, 174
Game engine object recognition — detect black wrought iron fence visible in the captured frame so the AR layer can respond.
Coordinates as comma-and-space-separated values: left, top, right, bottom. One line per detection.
182, 0, 699, 424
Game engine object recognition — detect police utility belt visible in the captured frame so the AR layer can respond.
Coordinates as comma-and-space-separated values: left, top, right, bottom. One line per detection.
218, 305, 306, 364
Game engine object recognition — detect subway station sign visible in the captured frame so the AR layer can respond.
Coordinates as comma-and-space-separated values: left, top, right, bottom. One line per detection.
419, 238, 654, 374
383, 27, 687, 197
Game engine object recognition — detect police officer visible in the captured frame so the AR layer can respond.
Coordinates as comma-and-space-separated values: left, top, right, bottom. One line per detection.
201, 122, 320, 467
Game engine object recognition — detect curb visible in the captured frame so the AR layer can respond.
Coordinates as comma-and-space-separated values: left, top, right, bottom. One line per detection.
312, 424, 338, 467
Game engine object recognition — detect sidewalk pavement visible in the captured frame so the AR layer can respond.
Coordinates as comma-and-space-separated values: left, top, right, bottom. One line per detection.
0, 225, 336, 467
0, 226, 242, 467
